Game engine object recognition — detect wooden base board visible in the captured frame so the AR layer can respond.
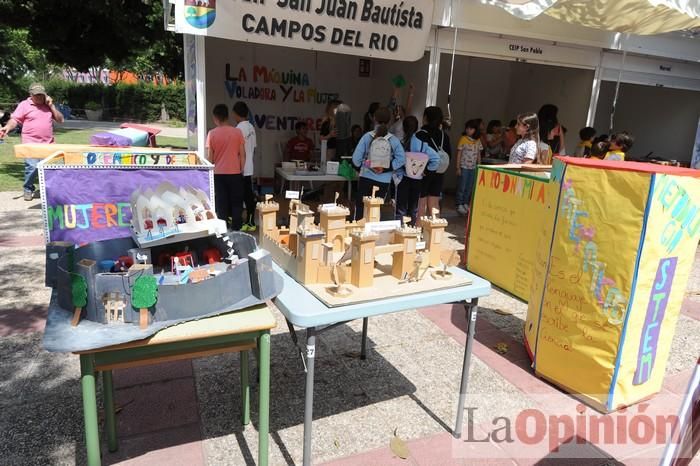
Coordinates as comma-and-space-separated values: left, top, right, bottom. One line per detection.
304, 262, 471, 307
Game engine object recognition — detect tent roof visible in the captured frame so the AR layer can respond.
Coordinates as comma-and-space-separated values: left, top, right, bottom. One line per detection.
482, 0, 700, 34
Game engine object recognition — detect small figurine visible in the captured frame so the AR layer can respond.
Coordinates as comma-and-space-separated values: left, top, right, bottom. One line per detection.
431, 249, 456, 280
327, 262, 352, 297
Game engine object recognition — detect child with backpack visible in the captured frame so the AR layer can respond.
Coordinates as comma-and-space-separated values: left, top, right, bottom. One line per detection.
352, 106, 405, 221
415, 106, 451, 218
396, 116, 440, 225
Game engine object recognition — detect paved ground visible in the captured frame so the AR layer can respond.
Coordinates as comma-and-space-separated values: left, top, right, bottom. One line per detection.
0, 190, 698, 466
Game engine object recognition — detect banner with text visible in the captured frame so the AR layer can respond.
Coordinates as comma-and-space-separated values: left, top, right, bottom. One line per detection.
533, 165, 650, 411
527, 158, 700, 412
467, 167, 551, 301
174, 0, 434, 61
42, 168, 211, 244
613, 173, 700, 409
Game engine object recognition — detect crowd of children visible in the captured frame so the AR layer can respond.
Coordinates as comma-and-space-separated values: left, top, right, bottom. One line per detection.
207, 92, 636, 232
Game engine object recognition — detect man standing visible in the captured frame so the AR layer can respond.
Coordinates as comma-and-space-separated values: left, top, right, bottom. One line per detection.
0, 83, 64, 200
232, 101, 258, 232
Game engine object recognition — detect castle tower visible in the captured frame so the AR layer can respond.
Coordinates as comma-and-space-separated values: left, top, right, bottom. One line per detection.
256, 199, 279, 240
289, 203, 314, 256
296, 226, 326, 284
319, 205, 350, 252
391, 226, 420, 279
350, 231, 378, 288
362, 195, 383, 224
420, 211, 448, 268
296, 205, 315, 229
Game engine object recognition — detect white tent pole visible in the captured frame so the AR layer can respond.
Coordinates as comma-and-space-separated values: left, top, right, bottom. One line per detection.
195, 35, 207, 157
446, 24, 458, 124
183, 34, 197, 150
586, 50, 604, 128
609, 33, 629, 134
426, 27, 441, 107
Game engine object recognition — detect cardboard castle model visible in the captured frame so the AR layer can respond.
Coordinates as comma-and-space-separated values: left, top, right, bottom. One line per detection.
45, 184, 280, 332
130, 182, 227, 246
256, 190, 449, 291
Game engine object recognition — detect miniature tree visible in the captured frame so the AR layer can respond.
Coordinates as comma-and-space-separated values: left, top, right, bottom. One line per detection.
70, 274, 88, 327
131, 275, 158, 329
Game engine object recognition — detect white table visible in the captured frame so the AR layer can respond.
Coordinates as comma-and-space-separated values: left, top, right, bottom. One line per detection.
272, 263, 491, 466
275, 167, 351, 200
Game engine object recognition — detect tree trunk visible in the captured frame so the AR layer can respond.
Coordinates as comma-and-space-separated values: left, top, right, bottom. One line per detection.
71, 307, 83, 327
139, 308, 149, 330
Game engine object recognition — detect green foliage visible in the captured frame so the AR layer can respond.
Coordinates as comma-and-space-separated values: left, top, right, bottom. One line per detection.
71, 274, 88, 308
0, 1, 183, 85
84, 101, 102, 111
131, 275, 158, 309
3, 80, 186, 121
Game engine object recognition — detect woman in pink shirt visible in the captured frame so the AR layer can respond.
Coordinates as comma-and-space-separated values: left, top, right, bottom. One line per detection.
0, 83, 64, 200
205, 104, 246, 230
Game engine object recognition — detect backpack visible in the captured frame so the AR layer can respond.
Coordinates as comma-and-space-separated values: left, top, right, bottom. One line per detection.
403, 139, 429, 180
367, 132, 393, 170
418, 129, 450, 174
404, 152, 429, 179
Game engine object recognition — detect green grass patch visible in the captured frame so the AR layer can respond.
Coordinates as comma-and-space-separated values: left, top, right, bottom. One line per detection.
0, 128, 187, 191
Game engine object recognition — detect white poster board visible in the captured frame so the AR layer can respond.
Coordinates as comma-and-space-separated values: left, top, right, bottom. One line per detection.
174, 0, 434, 61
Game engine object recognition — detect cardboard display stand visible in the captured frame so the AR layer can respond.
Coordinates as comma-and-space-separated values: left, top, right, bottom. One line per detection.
467, 165, 552, 301
525, 157, 700, 412
37, 149, 213, 244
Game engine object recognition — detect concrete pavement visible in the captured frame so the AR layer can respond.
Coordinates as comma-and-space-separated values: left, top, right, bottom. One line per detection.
0, 190, 698, 465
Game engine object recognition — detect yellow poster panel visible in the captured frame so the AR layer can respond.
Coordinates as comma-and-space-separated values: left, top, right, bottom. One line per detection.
468, 168, 551, 301
534, 165, 651, 410
612, 173, 700, 409
524, 170, 562, 356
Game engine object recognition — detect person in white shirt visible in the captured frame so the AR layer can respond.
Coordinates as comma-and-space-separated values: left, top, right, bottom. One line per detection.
508, 113, 540, 164
232, 101, 258, 231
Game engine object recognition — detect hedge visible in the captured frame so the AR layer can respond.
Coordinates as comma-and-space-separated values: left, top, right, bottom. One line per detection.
1, 78, 185, 122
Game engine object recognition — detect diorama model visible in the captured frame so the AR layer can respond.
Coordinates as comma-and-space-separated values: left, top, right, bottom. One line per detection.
257, 189, 466, 305
130, 181, 227, 246
45, 182, 279, 330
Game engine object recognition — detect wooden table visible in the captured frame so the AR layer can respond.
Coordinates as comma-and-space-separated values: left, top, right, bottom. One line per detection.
272, 263, 491, 466
75, 304, 276, 466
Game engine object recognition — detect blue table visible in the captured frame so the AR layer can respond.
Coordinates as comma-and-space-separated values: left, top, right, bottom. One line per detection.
272, 263, 491, 466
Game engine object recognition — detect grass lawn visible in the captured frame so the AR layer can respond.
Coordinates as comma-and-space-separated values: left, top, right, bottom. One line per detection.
0, 127, 187, 192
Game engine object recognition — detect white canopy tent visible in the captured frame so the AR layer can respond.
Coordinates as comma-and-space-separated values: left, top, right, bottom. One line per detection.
480, 0, 700, 34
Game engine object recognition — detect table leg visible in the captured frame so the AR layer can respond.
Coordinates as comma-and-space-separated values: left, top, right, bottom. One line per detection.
454, 299, 478, 438
80, 354, 101, 466
258, 332, 271, 466
360, 317, 369, 360
302, 327, 317, 466
240, 350, 250, 426
102, 370, 118, 452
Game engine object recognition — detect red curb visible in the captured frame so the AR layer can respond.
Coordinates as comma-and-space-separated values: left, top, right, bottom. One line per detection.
681, 296, 700, 321
0, 306, 47, 337
662, 368, 695, 395
323, 428, 516, 466
102, 422, 205, 466
0, 234, 45, 248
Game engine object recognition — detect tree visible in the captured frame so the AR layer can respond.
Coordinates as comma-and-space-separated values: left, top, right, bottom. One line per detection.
70, 274, 88, 327
1, 0, 183, 79
131, 275, 158, 329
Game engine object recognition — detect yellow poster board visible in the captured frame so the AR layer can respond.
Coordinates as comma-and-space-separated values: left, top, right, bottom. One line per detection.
526, 157, 700, 411
467, 167, 552, 301
611, 173, 700, 409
